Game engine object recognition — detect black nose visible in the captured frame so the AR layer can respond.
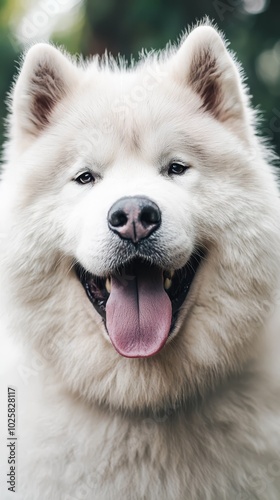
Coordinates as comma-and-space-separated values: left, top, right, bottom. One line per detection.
108, 196, 161, 243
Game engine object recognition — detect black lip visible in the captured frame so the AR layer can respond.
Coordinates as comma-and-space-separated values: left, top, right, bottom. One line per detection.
75, 249, 204, 334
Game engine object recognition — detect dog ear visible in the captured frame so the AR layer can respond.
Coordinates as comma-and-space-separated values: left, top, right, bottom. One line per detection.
12, 44, 79, 140
173, 26, 248, 134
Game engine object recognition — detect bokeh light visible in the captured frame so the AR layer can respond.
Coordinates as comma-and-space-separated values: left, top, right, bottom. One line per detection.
15, 0, 84, 46
256, 43, 280, 89
243, 0, 269, 15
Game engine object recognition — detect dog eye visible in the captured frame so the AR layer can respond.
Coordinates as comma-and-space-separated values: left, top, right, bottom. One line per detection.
168, 163, 189, 176
75, 172, 95, 185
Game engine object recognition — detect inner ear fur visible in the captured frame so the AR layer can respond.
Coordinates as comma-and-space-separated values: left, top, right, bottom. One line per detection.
173, 26, 248, 129
12, 43, 80, 138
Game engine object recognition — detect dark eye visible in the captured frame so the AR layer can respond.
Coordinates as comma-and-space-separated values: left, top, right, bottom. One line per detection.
75, 172, 95, 185
168, 162, 190, 176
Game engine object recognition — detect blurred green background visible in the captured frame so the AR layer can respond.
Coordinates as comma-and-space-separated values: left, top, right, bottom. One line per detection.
0, 0, 280, 154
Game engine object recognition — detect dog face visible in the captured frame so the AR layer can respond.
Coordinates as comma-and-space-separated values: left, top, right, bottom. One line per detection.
2, 25, 280, 411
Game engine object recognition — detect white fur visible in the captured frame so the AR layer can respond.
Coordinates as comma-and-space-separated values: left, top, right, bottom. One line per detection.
1, 24, 280, 499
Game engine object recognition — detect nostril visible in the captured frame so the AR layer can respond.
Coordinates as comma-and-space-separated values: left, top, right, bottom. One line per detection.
110, 210, 128, 227
107, 196, 161, 242
140, 206, 161, 227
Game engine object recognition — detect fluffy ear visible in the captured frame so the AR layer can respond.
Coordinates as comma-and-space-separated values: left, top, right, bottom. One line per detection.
173, 26, 248, 136
12, 44, 79, 139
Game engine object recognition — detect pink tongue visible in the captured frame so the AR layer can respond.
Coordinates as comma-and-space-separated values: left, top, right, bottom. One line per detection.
106, 262, 172, 358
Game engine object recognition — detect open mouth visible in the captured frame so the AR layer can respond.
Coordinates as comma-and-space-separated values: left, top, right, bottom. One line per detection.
75, 250, 204, 358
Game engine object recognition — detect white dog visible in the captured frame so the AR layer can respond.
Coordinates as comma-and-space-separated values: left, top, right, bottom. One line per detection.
1, 22, 280, 500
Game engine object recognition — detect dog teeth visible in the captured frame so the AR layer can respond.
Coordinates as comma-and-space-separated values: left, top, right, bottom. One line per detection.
164, 270, 174, 279
164, 278, 172, 290
105, 278, 111, 294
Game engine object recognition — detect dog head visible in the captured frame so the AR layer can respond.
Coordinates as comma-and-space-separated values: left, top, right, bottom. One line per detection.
2, 24, 280, 411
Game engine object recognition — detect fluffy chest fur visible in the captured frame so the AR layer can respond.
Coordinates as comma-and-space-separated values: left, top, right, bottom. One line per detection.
2, 357, 279, 500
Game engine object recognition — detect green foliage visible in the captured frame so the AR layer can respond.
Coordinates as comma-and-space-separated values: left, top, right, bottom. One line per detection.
0, 30, 17, 149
